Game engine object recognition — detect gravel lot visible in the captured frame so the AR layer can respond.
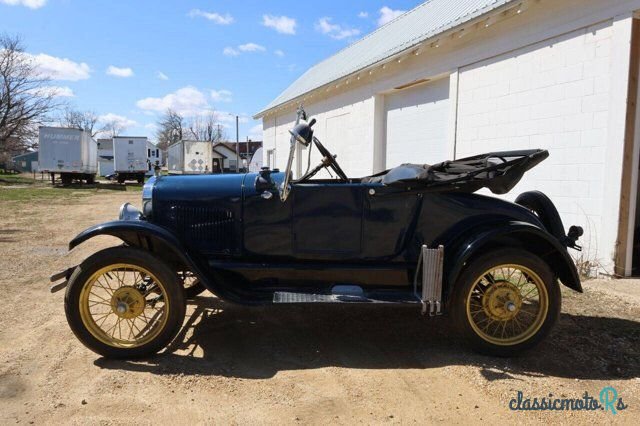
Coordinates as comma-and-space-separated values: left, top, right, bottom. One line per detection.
1, 183, 639, 424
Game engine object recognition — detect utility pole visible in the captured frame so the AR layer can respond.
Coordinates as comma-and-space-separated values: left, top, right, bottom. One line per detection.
235, 115, 239, 173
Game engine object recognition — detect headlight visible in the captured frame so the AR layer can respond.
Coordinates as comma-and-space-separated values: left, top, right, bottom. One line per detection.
119, 203, 142, 221
142, 176, 156, 219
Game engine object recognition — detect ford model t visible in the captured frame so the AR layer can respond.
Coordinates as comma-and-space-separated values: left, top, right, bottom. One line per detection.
52, 107, 583, 359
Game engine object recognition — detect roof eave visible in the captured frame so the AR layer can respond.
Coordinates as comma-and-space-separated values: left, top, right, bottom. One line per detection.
253, 0, 527, 120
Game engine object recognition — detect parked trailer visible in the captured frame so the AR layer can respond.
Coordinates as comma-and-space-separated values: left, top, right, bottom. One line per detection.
38, 127, 97, 185
167, 140, 213, 174
113, 137, 148, 183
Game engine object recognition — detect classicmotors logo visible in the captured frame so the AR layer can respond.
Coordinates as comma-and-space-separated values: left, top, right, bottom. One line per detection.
509, 386, 628, 414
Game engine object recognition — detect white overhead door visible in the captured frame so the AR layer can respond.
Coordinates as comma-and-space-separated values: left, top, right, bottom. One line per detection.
385, 76, 450, 168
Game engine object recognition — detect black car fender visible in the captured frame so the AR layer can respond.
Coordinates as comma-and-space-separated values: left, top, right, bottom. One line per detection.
442, 220, 582, 301
68, 220, 244, 303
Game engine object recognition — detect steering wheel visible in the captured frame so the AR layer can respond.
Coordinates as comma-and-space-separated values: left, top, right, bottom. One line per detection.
299, 137, 348, 182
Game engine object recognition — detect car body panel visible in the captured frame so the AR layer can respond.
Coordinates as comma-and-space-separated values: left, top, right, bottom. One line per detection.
68, 166, 582, 307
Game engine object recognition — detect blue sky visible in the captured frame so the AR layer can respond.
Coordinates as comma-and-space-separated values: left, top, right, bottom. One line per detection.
0, 0, 421, 142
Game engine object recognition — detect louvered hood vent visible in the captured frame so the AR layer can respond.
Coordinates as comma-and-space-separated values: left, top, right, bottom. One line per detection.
170, 204, 236, 251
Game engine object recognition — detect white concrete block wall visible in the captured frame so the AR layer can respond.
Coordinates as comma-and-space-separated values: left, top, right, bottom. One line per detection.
455, 21, 613, 264
263, 89, 376, 179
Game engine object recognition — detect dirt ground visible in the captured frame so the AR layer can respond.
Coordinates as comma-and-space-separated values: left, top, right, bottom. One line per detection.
1, 184, 639, 424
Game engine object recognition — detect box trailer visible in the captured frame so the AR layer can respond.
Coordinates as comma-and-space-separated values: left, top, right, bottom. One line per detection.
113, 136, 148, 183
167, 140, 213, 174
38, 127, 97, 185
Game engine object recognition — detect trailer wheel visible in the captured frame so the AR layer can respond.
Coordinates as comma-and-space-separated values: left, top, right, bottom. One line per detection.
86, 175, 95, 184
65, 247, 186, 359
61, 174, 72, 185
451, 248, 560, 357
137, 176, 144, 184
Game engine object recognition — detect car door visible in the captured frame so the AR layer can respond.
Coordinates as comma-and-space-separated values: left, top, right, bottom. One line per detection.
291, 182, 365, 260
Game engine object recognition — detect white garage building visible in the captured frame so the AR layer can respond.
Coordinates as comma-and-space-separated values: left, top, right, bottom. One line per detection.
255, 0, 640, 277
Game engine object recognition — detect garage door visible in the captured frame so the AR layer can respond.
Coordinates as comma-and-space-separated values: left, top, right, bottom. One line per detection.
385, 76, 450, 168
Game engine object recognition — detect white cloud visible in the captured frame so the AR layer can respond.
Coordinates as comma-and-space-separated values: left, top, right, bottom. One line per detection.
274, 50, 285, 57
0, 0, 46, 9
223, 47, 239, 57
47, 86, 74, 97
144, 123, 157, 130
249, 124, 263, 140
211, 89, 232, 103
188, 9, 234, 25
224, 43, 265, 56
156, 71, 169, 80
106, 65, 134, 78
27, 53, 91, 81
136, 86, 210, 116
218, 112, 249, 125
98, 113, 137, 129
238, 43, 265, 52
358, 11, 368, 18
316, 17, 360, 40
378, 6, 406, 27
262, 15, 297, 35
27, 85, 74, 98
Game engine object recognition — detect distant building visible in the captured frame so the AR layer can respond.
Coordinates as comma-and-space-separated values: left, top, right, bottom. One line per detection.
215, 141, 263, 172
11, 151, 38, 172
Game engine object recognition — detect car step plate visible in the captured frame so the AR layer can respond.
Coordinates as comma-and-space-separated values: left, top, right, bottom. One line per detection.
273, 291, 420, 304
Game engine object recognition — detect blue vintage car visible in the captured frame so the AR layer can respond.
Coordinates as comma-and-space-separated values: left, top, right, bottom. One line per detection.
53, 107, 583, 359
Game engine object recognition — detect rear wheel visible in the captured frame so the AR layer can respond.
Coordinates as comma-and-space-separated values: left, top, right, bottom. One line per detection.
64, 247, 186, 358
451, 249, 560, 356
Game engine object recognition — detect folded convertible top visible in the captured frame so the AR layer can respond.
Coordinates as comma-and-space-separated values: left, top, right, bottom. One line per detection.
362, 149, 549, 194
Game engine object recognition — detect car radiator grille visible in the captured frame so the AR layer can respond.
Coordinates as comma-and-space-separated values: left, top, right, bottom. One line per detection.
171, 205, 236, 251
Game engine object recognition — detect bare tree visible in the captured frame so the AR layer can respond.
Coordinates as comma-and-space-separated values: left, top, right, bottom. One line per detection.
0, 34, 58, 155
187, 111, 225, 142
155, 109, 184, 151
99, 119, 126, 138
59, 107, 100, 137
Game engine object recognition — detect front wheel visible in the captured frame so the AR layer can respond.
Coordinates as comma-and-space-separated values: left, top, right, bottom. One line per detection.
64, 247, 186, 359
451, 248, 560, 356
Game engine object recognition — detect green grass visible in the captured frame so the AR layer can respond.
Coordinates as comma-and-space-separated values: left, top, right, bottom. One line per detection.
0, 182, 141, 202
0, 173, 36, 186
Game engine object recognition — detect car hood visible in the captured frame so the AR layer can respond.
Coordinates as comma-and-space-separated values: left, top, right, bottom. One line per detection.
153, 173, 249, 202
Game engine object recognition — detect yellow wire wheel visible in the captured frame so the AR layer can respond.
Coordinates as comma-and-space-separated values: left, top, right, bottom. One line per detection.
465, 264, 548, 346
78, 264, 170, 348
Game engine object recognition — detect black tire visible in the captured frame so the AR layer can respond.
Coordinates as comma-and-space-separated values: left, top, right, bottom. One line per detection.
64, 246, 186, 359
137, 176, 144, 184
451, 248, 560, 357
86, 175, 95, 184
61, 175, 72, 185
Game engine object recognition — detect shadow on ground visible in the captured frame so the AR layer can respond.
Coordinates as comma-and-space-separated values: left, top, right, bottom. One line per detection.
95, 296, 640, 381
53, 182, 142, 191
0, 229, 20, 243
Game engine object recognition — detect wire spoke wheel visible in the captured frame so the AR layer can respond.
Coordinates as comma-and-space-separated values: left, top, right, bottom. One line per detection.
79, 264, 170, 349
466, 264, 549, 346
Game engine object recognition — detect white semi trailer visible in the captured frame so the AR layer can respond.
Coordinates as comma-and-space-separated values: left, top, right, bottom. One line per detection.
38, 127, 97, 185
113, 136, 148, 183
167, 140, 214, 174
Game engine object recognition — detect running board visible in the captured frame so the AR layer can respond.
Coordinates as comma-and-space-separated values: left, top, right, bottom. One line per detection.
273, 291, 420, 305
